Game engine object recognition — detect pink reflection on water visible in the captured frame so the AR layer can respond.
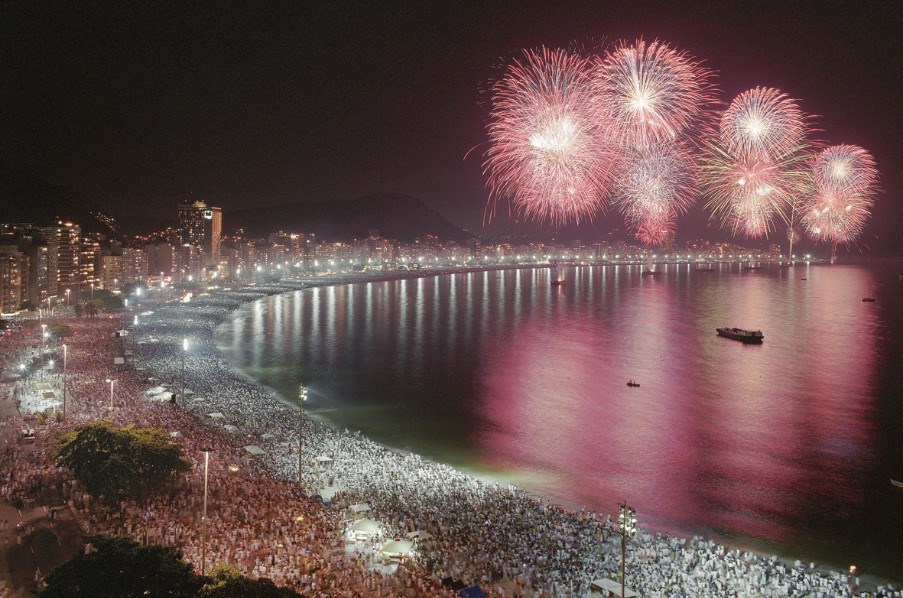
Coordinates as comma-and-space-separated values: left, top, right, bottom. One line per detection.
479, 265, 877, 545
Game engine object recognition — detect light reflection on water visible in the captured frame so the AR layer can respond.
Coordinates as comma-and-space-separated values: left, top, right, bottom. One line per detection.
216, 263, 903, 578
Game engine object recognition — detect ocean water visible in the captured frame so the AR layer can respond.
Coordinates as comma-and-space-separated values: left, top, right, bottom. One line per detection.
216, 262, 903, 579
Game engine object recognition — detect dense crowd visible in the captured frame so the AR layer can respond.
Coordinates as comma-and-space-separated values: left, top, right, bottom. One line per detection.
1, 277, 900, 596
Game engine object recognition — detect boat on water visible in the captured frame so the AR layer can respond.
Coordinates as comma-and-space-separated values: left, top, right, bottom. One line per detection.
716, 327, 764, 343
862, 282, 876, 302
626, 380, 640, 388
641, 270, 660, 277
550, 263, 566, 286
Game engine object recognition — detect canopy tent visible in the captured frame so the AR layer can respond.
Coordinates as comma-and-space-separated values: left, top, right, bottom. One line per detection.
349, 519, 381, 535
223, 424, 239, 434
145, 386, 167, 396
405, 530, 433, 540
113, 357, 125, 365
349, 504, 371, 514
36, 383, 51, 390
591, 578, 639, 597
208, 412, 225, 419
315, 455, 333, 463
261, 433, 276, 441
380, 540, 413, 556
243, 445, 265, 456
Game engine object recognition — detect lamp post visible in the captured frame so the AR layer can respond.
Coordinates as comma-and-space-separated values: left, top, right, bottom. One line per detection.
202, 449, 210, 576
181, 338, 189, 402
105, 379, 115, 412
298, 385, 308, 487
617, 501, 637, 598
40, 324, 47, 381
62, 344, 68, 421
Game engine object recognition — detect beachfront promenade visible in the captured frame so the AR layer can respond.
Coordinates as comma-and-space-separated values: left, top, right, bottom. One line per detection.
1, 275, 897, 596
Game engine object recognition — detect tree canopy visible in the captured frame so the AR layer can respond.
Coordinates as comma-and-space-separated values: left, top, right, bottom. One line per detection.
200, 566, 302, 598
40, 536, 203, 597
53, 420, 191, 501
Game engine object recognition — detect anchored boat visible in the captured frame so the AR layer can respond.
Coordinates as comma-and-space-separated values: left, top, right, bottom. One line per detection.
716, 327, 764, 344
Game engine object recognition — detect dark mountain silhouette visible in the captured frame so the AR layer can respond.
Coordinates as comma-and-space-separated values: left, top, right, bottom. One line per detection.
1, 169, 101, 228
228, 193, 472, 243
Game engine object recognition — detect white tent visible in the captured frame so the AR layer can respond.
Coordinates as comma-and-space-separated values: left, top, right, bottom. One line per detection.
145, 386, 167, 396
261, 433, 276, 441
591, 578, 639, 597
208, 412, 225, 419
243, 445, 265, 456
349, 519, 380, 535
315, 455, 333, 463
405, 530, 433, 540
380, 540, 414, 556
223, 424, 238, 434
349, 503, 371, 514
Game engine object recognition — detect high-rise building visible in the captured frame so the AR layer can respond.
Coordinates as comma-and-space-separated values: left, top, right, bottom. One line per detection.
177, 201, 222, 266
0, 245, 28, 313
37, 223, 80, 299
122, 247, 148, 286
145, 242, 173, 280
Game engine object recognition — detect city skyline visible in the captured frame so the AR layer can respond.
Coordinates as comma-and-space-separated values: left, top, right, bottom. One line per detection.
2, 1, 902, 252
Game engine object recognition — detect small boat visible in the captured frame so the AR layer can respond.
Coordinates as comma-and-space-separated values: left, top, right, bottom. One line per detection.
626, 380, 640, 388
862, 282, 875, 302
550, 263, 566, 286
641, 270, 660, 277
716, 327, 764, 343
892, 478, 903, 489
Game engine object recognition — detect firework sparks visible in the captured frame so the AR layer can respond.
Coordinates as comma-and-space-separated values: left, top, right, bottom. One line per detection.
701, 145, 810, 238
719, 87, 806, 158
801, 144, 877, 244
483, 47, 619, 224
593, 39, 715, 146
616, 142, 697, 243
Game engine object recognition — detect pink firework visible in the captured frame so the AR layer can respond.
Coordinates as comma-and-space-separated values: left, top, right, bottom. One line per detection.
719, 87, 807, 158
632, 210, 677, 246
616, 141, 697, 243
701, 146, 810, 238
801, 144, 877, 244
593, 39, 715, 146
483, 47, 619, 224
810, 144, 878, 198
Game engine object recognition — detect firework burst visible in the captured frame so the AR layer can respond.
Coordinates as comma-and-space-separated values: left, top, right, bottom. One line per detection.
801, 144, 877, 244
483, 47, 619, 224
719, 87, 806, 158
593, 39, 715, 146
701, 145, 810, 238
616, 142, 697, 243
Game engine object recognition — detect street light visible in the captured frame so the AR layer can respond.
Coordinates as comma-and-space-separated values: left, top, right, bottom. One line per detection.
298, 385, 308, 486
40, 324, 47, 381
65, 288, 70, 307
181, 338, 189, 402
105, 378, 116, 411
201, 449, 210, 576
62, 344, 68, 421
617, 501, 637, 598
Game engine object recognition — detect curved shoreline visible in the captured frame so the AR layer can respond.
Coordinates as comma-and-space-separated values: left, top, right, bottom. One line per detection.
205, 268, 897, 589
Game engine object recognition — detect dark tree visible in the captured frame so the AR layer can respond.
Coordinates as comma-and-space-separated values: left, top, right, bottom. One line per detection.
53, 420, 190, 501
200, 566, 302, 598
40, 536, 203, 597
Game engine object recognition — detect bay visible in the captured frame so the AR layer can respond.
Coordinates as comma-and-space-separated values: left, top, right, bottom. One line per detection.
216, 262, 903, 580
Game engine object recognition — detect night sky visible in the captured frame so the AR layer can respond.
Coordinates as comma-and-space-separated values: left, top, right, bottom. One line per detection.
2, 1, 901, 247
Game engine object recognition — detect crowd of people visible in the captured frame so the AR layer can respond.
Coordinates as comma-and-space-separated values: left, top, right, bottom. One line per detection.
1, 277, 900, 596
